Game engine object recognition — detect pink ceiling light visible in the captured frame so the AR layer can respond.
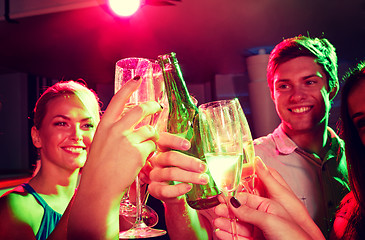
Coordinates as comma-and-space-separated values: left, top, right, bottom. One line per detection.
108, 0, 141, 17
105, 0, 181, 18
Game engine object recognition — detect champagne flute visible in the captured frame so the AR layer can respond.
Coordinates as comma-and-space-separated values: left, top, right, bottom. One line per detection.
115, 57, 166, 238
199, 98, 255, 240
116, 58, 149, 218
117, 60, 163, 221
235, 100, 256, 195
121, 191, 159, 228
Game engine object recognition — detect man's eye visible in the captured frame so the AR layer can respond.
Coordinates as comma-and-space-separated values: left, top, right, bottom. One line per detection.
306, 80, 315, 85
278, 84, 288, 89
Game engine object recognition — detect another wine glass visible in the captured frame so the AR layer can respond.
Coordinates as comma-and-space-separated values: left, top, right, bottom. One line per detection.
198, 98, 255, 240
115, 57, 166, 238
120, 191, 159, 228
235, 100, 256, 195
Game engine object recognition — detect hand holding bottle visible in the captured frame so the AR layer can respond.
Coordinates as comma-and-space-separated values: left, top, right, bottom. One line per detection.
157, 52, 220, 209
148, 132, 209, 203
148, 132, 214, 240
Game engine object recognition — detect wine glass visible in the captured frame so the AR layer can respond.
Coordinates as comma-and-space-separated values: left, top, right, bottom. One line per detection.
115, 57, 166, 238
198, 98, 255, 240
120, 191, 159, 228
117, 60, 163, 222
115, 58, 149, 219
235, 100, 256, 194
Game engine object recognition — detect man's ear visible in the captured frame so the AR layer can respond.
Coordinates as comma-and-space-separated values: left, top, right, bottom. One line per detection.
31, 126, 42, 148
329, 83, 339, 101
270, 89, 275, 102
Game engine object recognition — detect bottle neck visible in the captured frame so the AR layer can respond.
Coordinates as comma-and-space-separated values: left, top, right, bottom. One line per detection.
159, 54, 197, 110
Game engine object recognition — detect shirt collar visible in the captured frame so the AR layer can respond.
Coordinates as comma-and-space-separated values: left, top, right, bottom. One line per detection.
272, 124, 298, 154
272, 124, 343, 160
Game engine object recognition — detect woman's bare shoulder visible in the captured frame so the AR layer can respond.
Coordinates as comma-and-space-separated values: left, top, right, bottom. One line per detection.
0, 185, 39, 222
0, 186, 41, 239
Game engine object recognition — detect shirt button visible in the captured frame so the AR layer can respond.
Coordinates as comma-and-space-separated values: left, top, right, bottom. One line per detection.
328, 201, 333, 207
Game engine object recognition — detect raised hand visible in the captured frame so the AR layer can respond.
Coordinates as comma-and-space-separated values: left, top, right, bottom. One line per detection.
213, 157, 325, 240
147, 132, 214, 240
148, 132, 209, 203
68, 77, 162, 240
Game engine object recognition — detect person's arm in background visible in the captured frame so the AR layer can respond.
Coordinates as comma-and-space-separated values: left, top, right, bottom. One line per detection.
148, 132, 212, 240
67, 77, 162, 240
214, 157, 325, 240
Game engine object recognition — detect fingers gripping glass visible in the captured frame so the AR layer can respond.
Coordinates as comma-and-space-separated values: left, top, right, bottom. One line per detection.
115, 57, 166, 239
199, 98, 256, 240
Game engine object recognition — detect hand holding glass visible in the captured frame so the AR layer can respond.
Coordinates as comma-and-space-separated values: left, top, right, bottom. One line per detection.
199, 98, 255, 240
115, 57, 166, 239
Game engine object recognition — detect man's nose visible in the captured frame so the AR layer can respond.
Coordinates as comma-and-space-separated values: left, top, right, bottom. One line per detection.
290, 86, 307, 103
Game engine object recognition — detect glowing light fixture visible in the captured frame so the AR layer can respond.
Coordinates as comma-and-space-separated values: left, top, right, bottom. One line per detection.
108, 0, 141, 17
103, 0, 181, 18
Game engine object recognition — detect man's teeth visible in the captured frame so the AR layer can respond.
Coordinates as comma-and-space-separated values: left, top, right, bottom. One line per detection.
64, 147, 84, 153
291, 107, 310, 113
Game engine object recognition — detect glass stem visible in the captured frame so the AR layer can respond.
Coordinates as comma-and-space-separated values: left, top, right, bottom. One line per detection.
134, 175, 145, 226
222, 191, 238, 240
122, 186, 131, 202
231, 218, 238, 240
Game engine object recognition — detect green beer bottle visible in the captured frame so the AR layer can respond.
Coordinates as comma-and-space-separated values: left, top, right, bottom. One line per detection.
157, 52, 221, 210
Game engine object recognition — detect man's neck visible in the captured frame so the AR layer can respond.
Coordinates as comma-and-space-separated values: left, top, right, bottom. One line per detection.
283, 124, 329, 158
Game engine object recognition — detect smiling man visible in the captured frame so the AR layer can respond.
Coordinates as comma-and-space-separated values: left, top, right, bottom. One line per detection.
146, 36, 350, 240
254, 36, 349, 237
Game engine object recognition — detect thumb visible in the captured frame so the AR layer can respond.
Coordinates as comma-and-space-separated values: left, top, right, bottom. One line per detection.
228, 193, 281, 228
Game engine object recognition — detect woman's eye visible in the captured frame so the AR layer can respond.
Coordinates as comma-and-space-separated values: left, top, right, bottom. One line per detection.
54, 122, 67, 127
83, 123, 95, 129
355, 118, 365, 129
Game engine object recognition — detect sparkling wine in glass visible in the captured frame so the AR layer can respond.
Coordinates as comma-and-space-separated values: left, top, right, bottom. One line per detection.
199, 99, 248, 195
199, 98, 255, 240
115, 57, 166, 239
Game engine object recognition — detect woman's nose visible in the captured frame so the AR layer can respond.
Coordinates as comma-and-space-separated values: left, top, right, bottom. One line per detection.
70, 126, 83, 141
